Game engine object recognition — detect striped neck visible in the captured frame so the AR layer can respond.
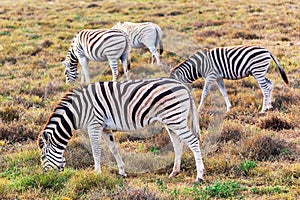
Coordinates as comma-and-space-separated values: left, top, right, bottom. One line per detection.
170, 56, 202, 83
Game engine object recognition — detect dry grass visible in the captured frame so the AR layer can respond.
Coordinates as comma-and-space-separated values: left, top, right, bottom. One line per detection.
0, 0, 299, 199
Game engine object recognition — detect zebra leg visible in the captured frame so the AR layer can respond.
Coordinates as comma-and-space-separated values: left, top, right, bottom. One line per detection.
198, 80, 213, 111
266, 78, 274, 110
108, 59, 119, 81
120, 53, 131, 80
78, 57, 90, 84
87, 125, 102, 173
216, 79, 232, 112
147, 45, 160, 65
102, 130, 127, 177
256, 77, 273, 112
172, 128, 204, 182
165, 127, 184, 177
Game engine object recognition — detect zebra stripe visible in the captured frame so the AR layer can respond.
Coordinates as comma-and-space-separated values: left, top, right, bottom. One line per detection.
112, 22, 163, 65
170, 46, 289, 112
38, 77, 204, 182
62, 29, 131, 84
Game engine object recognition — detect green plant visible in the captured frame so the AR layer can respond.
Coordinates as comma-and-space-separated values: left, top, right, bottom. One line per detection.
205, 181, 246, 198
156, 178, 167, 191
150, 145, 159, 154
239, 160, 257, 174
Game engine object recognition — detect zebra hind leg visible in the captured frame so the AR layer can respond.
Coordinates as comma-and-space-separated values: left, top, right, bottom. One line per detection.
165, 127, 184, 178
172, 128, 204, 182
108, 59, 119, 81
257, 77, 273, 112
216, 79, 232, 112
147, 46, 160, 65
266, 77, 274, 110
102, 130, 127, 177
120, 53, 131, 80
198, 80, 214, 111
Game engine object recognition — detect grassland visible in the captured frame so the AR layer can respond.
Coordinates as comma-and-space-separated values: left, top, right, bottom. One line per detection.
0, 0, 299, 199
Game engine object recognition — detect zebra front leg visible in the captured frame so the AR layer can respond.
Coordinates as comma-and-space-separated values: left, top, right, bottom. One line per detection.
216, 79, 232, 112
166, 127, 183, 178
108, 59, 119, 81
78, 57, 90, 84
102, 130, 127, 177
88, 126, 102, 173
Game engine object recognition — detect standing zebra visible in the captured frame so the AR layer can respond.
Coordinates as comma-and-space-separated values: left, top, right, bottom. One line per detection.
62, 29, 131, 84
38, 77, 204, 182
112, 22, 163, 65
170, 46, 289, 112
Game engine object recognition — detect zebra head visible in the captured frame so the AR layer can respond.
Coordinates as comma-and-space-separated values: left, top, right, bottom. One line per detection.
38, 130, 66, 172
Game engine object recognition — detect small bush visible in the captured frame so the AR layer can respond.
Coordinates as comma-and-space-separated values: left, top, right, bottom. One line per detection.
0, 122, 38, 142
239, 160, 257, 175
219, 121, 244, 143
258, 113, 293, 131
0, 106, 22, 122
241, 134, 289, 161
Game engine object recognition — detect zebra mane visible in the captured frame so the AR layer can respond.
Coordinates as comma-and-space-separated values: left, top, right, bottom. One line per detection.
37, 86, 84, 149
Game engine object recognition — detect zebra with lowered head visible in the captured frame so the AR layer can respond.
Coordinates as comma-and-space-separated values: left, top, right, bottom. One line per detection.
62, 29, 131, 84
112, 21, 163, 65
170, 46, 289, 113
38, 77, 205, 182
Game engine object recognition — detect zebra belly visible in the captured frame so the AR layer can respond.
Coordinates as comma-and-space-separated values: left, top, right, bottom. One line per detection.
103, 116, 161, 132
131, 43, 145, 49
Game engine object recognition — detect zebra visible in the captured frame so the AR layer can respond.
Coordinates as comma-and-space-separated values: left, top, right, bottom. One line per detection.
112, 21, 163, 65
38, 77, 205, 182
62, 29, 131, 84
170, 46, 289, 113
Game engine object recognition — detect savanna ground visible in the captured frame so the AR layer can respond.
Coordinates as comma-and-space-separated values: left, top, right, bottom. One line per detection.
0, 0, 299, 199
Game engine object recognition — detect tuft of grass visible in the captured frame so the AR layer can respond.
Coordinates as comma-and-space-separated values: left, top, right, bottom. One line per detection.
64, 170, 122, 199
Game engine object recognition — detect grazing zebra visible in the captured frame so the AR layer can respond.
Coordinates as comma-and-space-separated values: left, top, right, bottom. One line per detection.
62, 29, 131, 84
170, 46, 289, 112
112, 22, 163, 65
38, 77, 205, 182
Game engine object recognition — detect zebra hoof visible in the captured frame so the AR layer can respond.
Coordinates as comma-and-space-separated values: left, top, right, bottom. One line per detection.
196, 177, 204, 183
117, 173, 127, 178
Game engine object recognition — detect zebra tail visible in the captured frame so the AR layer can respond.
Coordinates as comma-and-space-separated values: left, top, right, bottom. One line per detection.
189, 91, 201, 140
270, 52, 289, 85
159, 40, 164, 55
154, 25, 164, 55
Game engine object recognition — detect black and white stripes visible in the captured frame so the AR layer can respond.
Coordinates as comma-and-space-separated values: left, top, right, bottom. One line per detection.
62, 29, 131, 84
113, 22, 163, 65
170, 46, 289, 112
38, 77, 204, 182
